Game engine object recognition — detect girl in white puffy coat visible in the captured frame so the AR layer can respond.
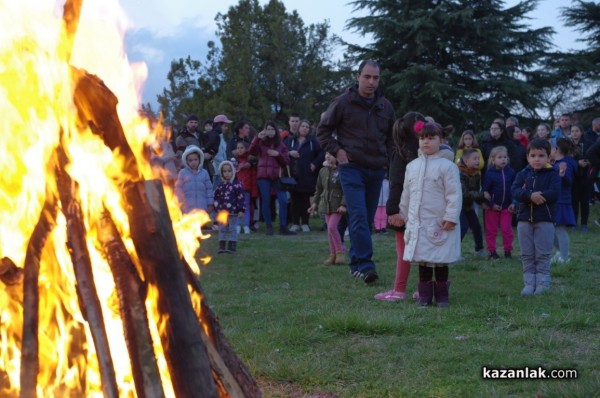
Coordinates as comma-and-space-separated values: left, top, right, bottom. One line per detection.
399, 122, 462, 307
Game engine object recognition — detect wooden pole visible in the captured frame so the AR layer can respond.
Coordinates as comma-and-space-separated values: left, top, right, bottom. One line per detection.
183, 264, 263, 398
97, 209, 165, 398
124, 180, 218, 398
70, 69, 141, 184
55, 145, 119, 398
20, 193, 58, 398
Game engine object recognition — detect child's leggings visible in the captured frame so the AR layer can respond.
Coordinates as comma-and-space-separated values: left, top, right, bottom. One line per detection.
218, 214, 240, 242
393, 231, 412, 292
374, 206, 386, 230
418, 264, 449, 281
484, 208, 513, 252
326, 213, 345, 254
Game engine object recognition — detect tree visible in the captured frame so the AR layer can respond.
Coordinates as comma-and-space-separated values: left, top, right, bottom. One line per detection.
346, 0, 556, 131
157, 56, 205, 129
560, 0, 600, 110
214, 0, 351, 126
156, 0, 351, 131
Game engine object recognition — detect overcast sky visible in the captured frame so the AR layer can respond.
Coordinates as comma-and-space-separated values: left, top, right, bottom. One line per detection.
119, 0, 584, 107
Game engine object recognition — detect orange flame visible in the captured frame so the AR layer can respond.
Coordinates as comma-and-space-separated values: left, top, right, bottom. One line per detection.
0, 0, 209, 396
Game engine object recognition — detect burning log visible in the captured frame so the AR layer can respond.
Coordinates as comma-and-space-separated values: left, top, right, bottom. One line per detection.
97, 209, 165, 398
183, 265, 263, 398
54, 145, 119, 398
124, 180, 218, 398
20, 192, 58, 398
0, 258, 23, 286
71, 68, 141, 184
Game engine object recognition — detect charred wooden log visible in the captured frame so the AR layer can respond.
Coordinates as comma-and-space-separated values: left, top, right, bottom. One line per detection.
20, 192, 58, 398
0, 258, 23, 286
97, 209, 165, 398
55, 145, 119, 398
183, 264, 263, 398
71, 69, 141, 185
124, 180, 218, 398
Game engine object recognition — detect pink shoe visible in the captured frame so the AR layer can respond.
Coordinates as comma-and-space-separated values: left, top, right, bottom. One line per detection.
412, 291, 420, 300
374, 290, 406, 302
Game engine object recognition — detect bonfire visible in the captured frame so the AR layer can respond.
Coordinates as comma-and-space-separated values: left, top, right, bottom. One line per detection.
0, 0, 259, 397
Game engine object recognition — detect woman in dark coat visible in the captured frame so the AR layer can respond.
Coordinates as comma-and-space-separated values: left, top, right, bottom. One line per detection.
285, 119, 324, 232
480, 121, 522, 173
374, 111, 426, 301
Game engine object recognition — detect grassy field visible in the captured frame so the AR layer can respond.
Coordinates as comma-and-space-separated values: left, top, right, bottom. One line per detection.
197, 209, 600, 398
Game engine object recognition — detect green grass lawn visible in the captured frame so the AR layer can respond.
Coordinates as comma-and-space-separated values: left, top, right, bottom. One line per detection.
197, 209, 600, 398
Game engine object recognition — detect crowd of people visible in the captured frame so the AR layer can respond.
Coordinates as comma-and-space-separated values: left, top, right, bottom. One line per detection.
150, 60, 600, 306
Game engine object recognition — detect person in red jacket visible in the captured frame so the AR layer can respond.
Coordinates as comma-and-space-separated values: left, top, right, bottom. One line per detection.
249, 121, 295, 236
235, 141, 258, 234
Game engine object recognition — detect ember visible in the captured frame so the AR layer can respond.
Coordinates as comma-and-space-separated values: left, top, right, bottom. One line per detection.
0, 0, 259, 397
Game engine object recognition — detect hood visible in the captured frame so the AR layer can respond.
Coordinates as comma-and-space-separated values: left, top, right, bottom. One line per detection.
457, 159, 479, 176
181, 145, 205, 169
218, 160, 236, 182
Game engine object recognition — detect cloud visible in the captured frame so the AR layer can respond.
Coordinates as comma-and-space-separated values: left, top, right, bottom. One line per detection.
125, 21, 213, 106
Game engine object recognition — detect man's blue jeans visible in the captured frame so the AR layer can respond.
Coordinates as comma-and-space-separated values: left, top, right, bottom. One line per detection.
338, 163, 384, 272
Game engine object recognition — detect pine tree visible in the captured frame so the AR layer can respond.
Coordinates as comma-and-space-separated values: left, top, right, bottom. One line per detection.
560, 0, 600, 109
346, 0, 555, 130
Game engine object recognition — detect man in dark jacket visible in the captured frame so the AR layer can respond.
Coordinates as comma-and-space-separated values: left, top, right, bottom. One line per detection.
317, 60, 395, 284
175, 114, 201, 159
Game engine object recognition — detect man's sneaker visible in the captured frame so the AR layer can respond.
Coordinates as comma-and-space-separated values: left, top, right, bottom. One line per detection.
363, 270, 379, 283
243, 226, 251, 234
301, 224, 310, 232
289, 224, 300, 232
489, 251, 500, 260
350, 269, 379, 284
581, 225, 588, 233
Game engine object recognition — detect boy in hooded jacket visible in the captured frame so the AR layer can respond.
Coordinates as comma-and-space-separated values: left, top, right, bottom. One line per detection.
511, 139, 561, 296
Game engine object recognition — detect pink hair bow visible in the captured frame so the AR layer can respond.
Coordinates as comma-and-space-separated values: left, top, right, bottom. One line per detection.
413, 121, 425, 134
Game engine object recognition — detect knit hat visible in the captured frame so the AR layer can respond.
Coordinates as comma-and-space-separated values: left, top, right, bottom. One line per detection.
186, 114, 199, 122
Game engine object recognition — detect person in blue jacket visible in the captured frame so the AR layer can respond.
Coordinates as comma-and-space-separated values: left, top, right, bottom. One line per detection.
512, 139, 561, 296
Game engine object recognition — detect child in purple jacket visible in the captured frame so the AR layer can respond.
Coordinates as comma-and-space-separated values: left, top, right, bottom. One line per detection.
213, 160, 246, 253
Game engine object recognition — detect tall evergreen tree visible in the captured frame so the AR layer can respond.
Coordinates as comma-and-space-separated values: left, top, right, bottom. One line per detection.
560, 0, 600, 109
346, 0, 555, 130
